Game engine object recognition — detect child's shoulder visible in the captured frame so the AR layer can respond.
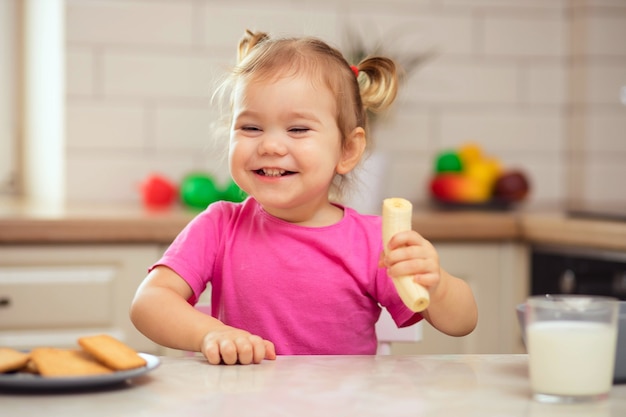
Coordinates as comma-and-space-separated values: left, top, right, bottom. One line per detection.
341, 205, 382, 231
190, 197, 256, 224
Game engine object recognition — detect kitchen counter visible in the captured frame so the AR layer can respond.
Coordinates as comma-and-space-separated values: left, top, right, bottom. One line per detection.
0, 200, 196, 244
1, 354, 624, 417
0, 199, 625, 251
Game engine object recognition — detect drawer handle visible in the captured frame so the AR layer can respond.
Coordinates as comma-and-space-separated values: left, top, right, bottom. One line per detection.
559, 269, 576, 293
0, 297, 10, 308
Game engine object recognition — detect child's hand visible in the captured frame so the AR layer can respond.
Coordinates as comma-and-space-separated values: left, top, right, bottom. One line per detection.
381, 230, 441, 292
201, 325, 276, 365
382, 230, 478, 337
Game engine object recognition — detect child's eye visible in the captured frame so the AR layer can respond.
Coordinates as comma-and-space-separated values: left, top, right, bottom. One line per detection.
242, 126, 261, 132
289, 127, 310, 134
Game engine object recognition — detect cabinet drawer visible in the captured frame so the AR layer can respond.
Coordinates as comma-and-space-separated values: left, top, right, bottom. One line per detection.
0, 266, 115, 329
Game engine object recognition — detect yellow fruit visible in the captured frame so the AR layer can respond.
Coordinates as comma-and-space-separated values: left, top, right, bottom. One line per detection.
458, 176, 492, 203
465, 158, 502, 189
458, 143, 483, 168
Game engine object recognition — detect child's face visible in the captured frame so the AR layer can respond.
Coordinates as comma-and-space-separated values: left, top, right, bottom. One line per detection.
229, 73, 346, 223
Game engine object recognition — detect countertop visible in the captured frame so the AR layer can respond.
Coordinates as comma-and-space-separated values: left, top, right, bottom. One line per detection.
0, 199, 625, 251
1, 354, 624, 417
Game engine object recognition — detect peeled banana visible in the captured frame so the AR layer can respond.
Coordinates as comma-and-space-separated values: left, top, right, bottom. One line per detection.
382, 198, 430, 312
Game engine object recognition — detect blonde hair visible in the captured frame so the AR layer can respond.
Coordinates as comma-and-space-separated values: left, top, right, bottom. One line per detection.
214, 30, 399, 198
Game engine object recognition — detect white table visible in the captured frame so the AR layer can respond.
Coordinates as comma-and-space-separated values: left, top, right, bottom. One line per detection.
2, 354, 625, 417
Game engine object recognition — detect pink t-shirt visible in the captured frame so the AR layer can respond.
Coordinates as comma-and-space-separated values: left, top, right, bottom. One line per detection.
153, 197, 422, 355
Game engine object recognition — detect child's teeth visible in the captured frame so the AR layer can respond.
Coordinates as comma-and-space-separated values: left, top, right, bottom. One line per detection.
263, 168, 285, 177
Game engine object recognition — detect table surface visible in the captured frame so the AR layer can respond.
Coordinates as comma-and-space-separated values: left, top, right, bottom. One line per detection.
1, 354, 625, 417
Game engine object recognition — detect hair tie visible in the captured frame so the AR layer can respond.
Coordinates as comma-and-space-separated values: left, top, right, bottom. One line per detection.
350, 65, 359, 77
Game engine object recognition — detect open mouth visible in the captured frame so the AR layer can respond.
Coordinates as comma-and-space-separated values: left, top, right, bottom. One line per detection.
255, 168, 296, 177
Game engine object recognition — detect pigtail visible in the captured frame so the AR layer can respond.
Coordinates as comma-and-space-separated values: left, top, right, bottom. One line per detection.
354, 57, 399, 114
238, 30, 270, 63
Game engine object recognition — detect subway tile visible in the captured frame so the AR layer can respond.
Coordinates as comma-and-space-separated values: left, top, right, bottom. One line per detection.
370, 108, 431, 152
580, 160, 626, 203
201, 4, 339, 48
526, 65, 567, 105
571, 0, 626, 12
66, 101, 145, 149
154, 105, 220, 151
345, 13, 474, 56
66, 0, 194, 46
482, 16, 565, 57
383, 153, 433, 204
442, 0, 566, 10
585, 110, 626, 152
66, 47, 95, 96
586, 15, 626, 56
344, 0, 436, 8
65, 150, 221, 203
102, 51, 225, 98
65, 153, 162, 204
404, 61, 519, 104
584, 63, 626, 105
438, 110, 564, 153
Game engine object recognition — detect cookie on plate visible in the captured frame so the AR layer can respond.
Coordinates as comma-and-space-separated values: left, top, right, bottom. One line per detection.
31, 348, 113, 377
0, 347, 30, 373
78, 334, 147, 371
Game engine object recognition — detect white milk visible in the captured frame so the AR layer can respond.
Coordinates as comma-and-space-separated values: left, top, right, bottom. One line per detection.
527, 321, 617, 396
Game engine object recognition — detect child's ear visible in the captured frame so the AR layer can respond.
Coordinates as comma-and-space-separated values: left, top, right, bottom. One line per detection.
336, 127, 366, 175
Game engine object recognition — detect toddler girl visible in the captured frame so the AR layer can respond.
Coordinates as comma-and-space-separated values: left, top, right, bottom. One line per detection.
130, 30, 477, 365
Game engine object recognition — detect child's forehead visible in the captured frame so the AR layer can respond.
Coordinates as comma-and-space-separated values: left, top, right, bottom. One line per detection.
234, 69, 330, 96
231, 71, 338, 119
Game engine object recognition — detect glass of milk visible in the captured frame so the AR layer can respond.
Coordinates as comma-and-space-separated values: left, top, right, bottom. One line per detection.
526, 295, 619, 404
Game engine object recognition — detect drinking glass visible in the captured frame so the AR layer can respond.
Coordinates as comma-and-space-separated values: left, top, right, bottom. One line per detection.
526, 295, 619, 404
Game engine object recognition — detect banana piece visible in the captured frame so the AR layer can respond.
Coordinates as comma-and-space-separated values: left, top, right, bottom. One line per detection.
382, 198, 430, 312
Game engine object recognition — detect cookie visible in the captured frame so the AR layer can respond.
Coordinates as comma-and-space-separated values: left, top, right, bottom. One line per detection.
21, 359, 39, 374
78, 334, 147, 371
30, 348, 113, 377
0, 347, 30, 373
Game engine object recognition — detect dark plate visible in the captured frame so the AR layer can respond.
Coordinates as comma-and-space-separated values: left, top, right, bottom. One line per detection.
0, 352, 159, 390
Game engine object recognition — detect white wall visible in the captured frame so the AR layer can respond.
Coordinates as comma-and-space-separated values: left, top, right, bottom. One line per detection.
63, 0, 626, 211
0, 0, 17, 194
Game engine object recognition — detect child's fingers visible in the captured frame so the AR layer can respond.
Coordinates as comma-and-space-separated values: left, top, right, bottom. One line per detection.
263, 340, 277, 361
203, 332, 274, 365
203, 340, 222, 365
232, 335, 273, 364
414, 272, 439, 287
218, 339, 239, 365
232, 337, 253, 364
386, 230, 425, 251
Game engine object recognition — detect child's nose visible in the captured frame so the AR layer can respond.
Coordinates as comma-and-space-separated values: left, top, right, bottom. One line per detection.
257, 133, 287, 155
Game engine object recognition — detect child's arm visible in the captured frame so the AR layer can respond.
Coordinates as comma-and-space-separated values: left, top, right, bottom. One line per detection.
130, 266, 276, 365
382, 230, 478, 336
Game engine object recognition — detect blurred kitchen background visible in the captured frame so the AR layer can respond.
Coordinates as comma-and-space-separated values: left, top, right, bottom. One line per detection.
2, 0, 625, 356
0, 0, 625, 213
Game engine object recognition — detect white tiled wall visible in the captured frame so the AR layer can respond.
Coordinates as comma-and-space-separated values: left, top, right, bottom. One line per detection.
567, 2, 626, 207
64, 0, 626, 211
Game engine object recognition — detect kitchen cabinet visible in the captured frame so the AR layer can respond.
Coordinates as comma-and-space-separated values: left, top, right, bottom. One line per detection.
0, 244, 162, 353
392, 242, 529, 355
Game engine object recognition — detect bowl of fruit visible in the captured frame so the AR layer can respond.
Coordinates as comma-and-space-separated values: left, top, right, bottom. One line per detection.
428, 143, 530, 210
